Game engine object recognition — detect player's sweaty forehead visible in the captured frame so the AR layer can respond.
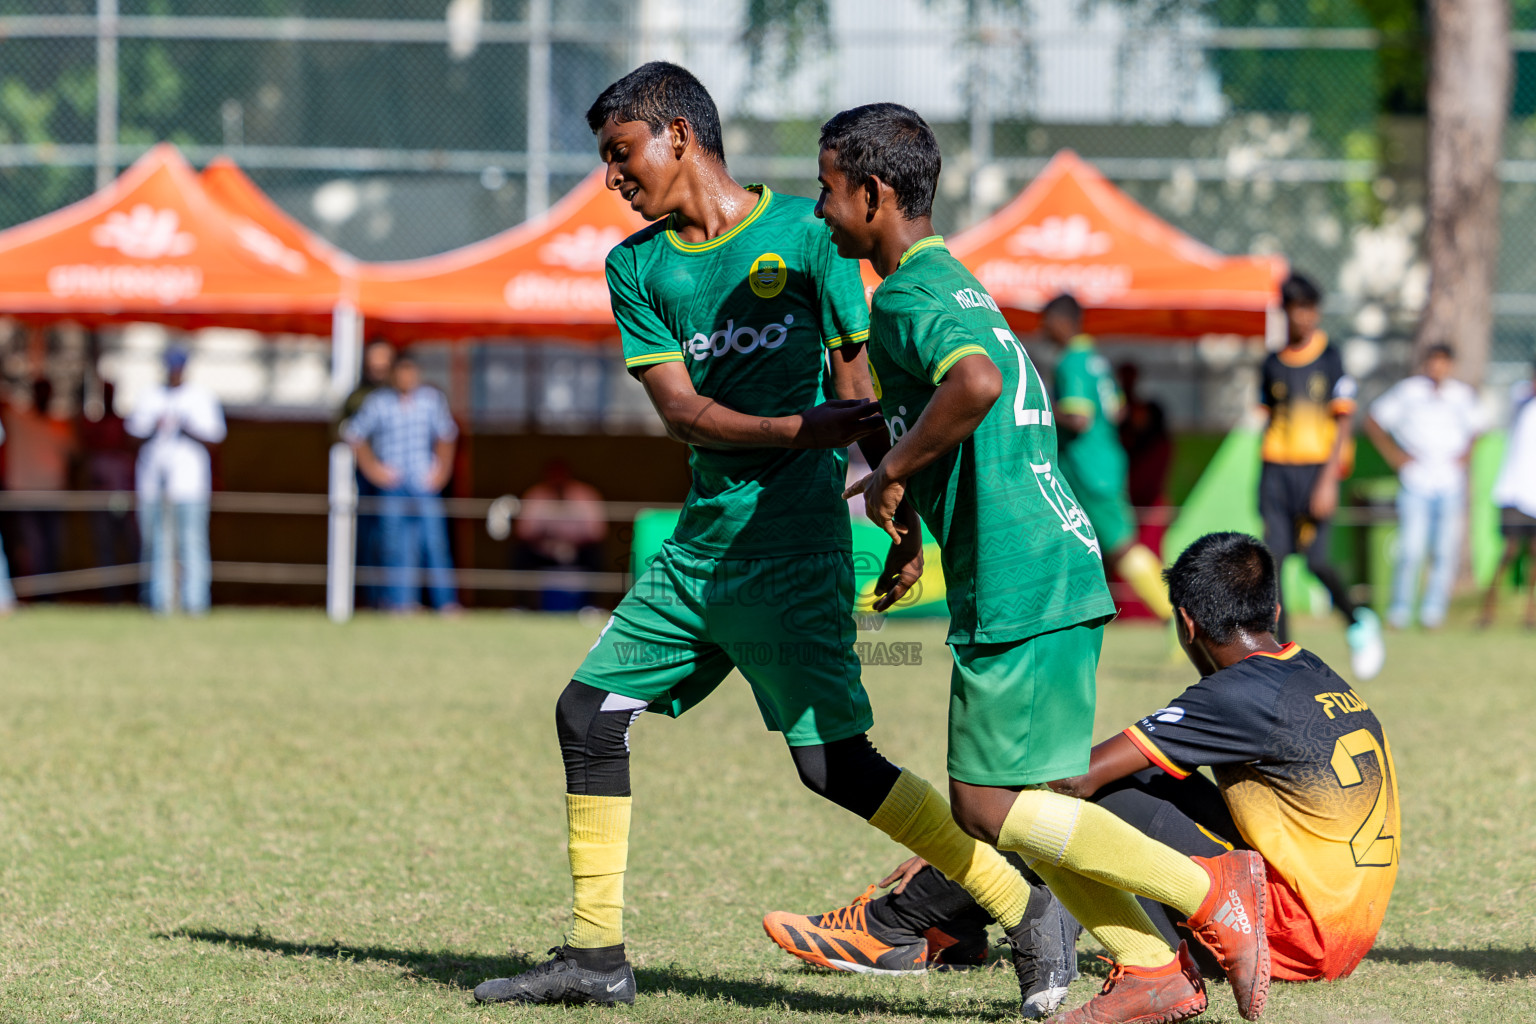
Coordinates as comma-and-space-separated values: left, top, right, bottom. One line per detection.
596, 118, 653, 161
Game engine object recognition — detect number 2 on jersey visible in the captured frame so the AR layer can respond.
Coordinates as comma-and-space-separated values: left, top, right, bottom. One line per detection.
992, 328, 1053, 428
1329, 729, 1398, 868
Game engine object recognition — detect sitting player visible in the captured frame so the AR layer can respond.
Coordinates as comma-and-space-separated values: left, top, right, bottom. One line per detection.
766, 532, 1400, 992
812, 103, 1270, 1023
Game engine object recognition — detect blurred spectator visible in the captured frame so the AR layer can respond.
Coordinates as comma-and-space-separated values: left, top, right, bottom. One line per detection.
1365, 344, 1489, 630
127, 347, 227, 616
337, 340, 398, 429
1479, 362, 1536, 630
335, 340, 396, 608
0, 420, 13, 614
343, 354, 460, 614
1116, 362, 1172, 508
0, 378, 77, 581
78, 380, 138, 602
513, 459, 607, 611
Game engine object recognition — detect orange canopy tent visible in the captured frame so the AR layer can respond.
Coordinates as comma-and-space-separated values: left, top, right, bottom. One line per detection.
199, 156, 359, 290
355, 168, 650, 342
0, 144, 345, 336
881, 150, 1285, 338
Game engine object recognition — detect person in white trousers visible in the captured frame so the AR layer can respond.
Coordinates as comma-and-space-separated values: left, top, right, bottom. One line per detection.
126, 347, 226, 615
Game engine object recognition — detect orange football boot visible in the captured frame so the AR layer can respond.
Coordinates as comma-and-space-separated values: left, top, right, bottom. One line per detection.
763, 885, 930, 975
1184, 850, 1271, 1020
1055, 941, 1207, 1024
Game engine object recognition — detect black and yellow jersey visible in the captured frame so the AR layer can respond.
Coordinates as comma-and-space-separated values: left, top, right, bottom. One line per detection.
1124, 644, 1399, 981
1260, 332, 1357, 466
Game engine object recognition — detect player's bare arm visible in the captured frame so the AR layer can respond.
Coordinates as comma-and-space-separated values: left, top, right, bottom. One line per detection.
1047, 733, 1153, 800
827, 345, 924, 611
844, 353, 1002, 541
638, 360, 883, 450
1055, 405, 1091, 437
1310, 406, 1352, 520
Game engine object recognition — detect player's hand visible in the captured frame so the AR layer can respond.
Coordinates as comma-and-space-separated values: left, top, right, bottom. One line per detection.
878, 856, 929, 895
1309, 467, 1340, 520
844, 464, 908, 543
795, 398, 884, 449
873, 516, 923, 613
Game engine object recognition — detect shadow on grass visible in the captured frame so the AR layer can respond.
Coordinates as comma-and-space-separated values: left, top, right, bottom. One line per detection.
1367, 946, 1536, 981
158, 929, 1023, 1018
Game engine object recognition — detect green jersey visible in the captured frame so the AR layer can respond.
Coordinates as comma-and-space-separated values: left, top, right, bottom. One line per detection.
1053, 335, 1127, 496
606, 186, 870, 558
867, 237, 1115, 644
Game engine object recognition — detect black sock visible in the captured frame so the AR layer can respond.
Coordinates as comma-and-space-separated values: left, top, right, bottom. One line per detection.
565, 943, 627, 972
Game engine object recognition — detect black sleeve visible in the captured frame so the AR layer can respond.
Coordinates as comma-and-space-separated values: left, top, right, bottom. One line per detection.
1124, 672, 1280, 777
1259, 355, 1279, 409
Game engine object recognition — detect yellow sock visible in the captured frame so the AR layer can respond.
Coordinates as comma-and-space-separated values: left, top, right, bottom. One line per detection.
567, 794, 631, 948
997, 788, 1210, 917
869, 769, 1031, 930
1029, 859, 1174, 969
1116, 544, 1174, 620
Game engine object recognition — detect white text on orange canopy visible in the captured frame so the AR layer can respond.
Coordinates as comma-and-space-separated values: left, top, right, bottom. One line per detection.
974, 260, 1132, 306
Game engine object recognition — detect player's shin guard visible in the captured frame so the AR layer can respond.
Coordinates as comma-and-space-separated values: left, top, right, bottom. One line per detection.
1116, 544, 1174, 621
567, 794, 631, 949
869, 769, 1031, 931
996, 788, 1211, 918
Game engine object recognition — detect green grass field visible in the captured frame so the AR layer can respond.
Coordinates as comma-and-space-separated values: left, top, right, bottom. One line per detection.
1, 607, 1532, 1023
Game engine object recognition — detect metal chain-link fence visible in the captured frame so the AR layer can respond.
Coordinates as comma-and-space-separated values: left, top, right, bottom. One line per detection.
5, 1, 1536, 420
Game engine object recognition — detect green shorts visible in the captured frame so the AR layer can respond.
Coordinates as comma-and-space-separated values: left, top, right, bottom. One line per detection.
947, 621, 1101, 786
1074, 483, 1137, 555
572, 540, 872, 747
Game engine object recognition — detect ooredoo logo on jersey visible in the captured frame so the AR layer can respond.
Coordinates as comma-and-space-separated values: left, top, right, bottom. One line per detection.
687, 315, 795, 361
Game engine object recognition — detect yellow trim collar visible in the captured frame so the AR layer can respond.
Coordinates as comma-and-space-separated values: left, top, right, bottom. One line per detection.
664, 185, 773, 253
898, 235, 947, 266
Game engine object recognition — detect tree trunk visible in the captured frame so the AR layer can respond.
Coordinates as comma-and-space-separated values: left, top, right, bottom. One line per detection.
1416, 0, 1511, 387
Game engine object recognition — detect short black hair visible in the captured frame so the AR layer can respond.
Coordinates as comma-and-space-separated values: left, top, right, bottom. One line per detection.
1163, 532, 1279, 645
1425, 342, 1455, 361
819, 103, 941, 220
1041, 293, 1083, 324
1280, 272, 1322, 309
585, 62, 724, 162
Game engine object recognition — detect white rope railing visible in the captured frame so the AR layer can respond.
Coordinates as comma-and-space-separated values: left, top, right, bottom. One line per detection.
0, 487, 677, 603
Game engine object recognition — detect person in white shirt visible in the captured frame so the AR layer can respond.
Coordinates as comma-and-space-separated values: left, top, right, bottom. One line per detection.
1479, 363, 1536, 629
1365, 344, 1490, 629
125, 346, 227, 615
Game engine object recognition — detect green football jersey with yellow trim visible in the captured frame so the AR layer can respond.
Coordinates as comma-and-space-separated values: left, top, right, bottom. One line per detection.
1054, 335, 1128, 496
605, 186, 870, 558
868, 237, 1116, 643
